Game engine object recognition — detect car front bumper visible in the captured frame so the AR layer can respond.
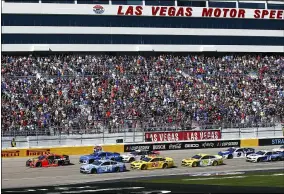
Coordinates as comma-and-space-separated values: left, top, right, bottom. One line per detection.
246, 157, 257, 162
181, 161, 192, 166
130, 164, 141, 169
80, 168, 91, 174
122, 158, 130, 162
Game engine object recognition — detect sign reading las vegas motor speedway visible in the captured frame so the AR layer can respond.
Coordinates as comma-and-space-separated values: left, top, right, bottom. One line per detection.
5, 3, 283, 20
115, 6, 283, 19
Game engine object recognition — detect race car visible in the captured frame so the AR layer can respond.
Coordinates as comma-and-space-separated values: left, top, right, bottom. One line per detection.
181, 154, 223, 167
130, 156, 174, 170
246, 150, 282, 163
218, 147, 255, 159
79, 151, 122, 164
272, 145, 284, 152
26, 153, 70, 167
80, 159, 126, 174
121, 149, 160, 163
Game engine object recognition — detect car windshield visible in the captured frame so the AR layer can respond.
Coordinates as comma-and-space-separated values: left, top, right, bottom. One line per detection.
192, 155, 202, 159
226, 148, 236, 152
141, 157, 151, 162
92, 160, 102, 165
256, 151, 265, 155
38, 155, 45, 160
130, 151, 138, 155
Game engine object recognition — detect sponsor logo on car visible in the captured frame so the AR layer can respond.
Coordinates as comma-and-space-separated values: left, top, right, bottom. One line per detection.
93, 5, 105, 14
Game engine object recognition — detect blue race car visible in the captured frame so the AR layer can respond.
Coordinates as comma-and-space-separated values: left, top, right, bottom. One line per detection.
79, 151, 122, 164
218, 147, 255, 159
246, 150, 282, 162
80, 159, 126, 174
275, 151, 284, 161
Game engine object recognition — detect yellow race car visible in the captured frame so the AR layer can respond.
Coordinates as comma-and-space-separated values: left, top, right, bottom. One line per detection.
181, 154, 223, 167
130, 156, 174, 170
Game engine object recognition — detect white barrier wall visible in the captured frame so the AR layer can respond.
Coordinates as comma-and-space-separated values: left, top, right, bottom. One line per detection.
2, 125, 283, 148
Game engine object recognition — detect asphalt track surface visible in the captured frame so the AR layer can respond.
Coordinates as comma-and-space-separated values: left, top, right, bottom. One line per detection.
2, 145, 284, 189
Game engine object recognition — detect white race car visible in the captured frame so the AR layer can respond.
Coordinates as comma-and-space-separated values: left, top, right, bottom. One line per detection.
120, 150, 160, 163
218, 147, 255, 159
246, 150, 282, 163
272, 145, 284, 152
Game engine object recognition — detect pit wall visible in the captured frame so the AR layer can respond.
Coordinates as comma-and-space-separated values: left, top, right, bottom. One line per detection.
2, 137, 283, 158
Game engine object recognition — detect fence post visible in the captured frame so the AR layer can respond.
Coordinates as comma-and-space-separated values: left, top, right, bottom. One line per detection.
238, 126, 241, 139
142, 128, 145, 142
124, 127, 126, 143
274, 124, 276, 137
36, 128, 39, 146
59, 130, 61, 145
133, 127, 136, 143
103, 127, 105, 144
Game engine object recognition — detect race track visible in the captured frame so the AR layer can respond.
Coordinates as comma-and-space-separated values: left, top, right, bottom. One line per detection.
2, 145, 284, 189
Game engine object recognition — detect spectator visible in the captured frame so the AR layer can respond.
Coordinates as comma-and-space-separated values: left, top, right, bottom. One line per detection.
1, 54, 283, 135
11, 138, 16, 147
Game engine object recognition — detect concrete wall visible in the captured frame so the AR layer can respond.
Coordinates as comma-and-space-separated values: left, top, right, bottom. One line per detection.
2, 124, 283, 148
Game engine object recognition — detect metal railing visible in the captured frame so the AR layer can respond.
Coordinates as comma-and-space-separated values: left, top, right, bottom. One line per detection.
1, 122, 283, 149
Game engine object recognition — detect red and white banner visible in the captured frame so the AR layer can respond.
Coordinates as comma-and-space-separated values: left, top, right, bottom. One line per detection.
145, 130, 221, 142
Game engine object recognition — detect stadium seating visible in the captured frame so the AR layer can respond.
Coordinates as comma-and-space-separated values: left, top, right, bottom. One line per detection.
1, 54, 283, 136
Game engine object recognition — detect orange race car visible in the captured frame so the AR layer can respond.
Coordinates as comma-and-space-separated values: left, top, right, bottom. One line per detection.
26, 153, 70, 168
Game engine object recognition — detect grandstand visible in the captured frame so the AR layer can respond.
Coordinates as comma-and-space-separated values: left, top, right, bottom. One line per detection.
1, 0, 283, 143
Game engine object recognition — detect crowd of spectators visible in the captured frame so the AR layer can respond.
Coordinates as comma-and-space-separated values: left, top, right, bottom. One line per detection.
1, 54, 283, 135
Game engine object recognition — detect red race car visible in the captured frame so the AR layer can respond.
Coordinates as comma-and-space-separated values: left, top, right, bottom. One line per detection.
26, 153, 70, 167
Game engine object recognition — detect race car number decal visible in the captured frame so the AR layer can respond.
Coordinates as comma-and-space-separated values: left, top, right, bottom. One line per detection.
202, 160, 209, 166
152, 162, 159, 167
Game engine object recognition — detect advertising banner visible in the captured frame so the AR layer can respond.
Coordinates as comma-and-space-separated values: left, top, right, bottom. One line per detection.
123, 139, 240, 152
258, 137, 284, 146
145, 130, 221, 142
1, 150, 22, 158
26, 148, 51, 157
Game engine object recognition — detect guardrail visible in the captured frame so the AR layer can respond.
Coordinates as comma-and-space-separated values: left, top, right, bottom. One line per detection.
2, 136, 284, 159
1, 124, 283, 148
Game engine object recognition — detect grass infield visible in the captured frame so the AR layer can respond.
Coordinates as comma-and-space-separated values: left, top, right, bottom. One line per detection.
139, 171, 284, 187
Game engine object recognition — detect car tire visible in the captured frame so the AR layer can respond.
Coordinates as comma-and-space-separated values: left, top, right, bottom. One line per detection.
228, 154, 233, 159
162, 163, 168, 169
192, 162, 197, 167
257, 158, 261, 163
91, 168, 97, 174
115, 167, 120, 172
213, 161, 218, 166
141, 164, 147, 170
26, 161, 31, 167
129, 158, 135, 163
36, 162, 42, 167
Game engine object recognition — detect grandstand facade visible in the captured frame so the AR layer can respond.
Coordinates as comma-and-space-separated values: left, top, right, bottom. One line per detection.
2, 0, 284, 53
